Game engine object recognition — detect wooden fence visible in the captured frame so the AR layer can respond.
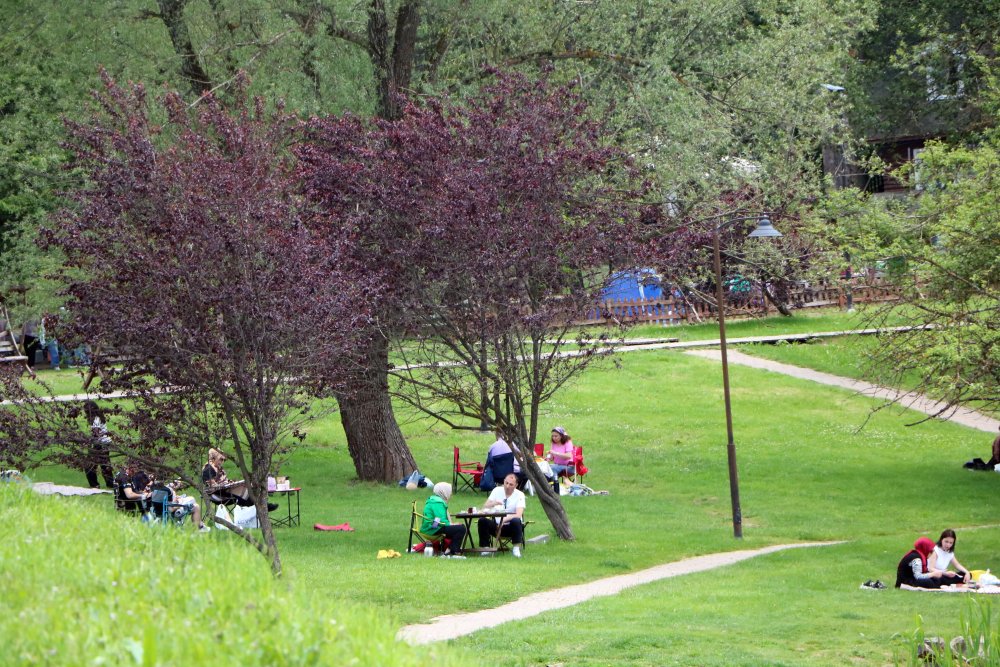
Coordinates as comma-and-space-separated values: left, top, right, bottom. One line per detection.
579, 280, 900, 327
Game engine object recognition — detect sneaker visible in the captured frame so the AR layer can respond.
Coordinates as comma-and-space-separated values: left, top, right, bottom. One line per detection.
873, 580, 886, 589
512, 546, 522, 558
198, 524, 211, 533
267, 502, 280, 512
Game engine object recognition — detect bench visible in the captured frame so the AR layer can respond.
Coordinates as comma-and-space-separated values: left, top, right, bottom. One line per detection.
0, 333, 30, 374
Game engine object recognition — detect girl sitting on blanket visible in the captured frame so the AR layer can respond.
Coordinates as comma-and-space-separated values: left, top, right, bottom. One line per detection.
929, 529, 971, 585
895, 537, 945, 589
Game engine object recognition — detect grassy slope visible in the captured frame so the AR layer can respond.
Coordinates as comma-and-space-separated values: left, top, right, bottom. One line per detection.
22, 310, 1000, 666
0, 484, 463, 667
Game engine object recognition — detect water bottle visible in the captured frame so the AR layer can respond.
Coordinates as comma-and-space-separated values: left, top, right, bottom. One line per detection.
424, 544, 434, 557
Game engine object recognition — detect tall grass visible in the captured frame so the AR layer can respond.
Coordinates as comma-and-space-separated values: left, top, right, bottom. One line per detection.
0, 483, 463, 667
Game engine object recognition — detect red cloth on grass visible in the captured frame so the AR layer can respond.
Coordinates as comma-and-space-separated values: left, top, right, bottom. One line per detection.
314, 522, 354, 531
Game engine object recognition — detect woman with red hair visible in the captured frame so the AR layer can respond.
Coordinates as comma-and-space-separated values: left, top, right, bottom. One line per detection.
895, 537, 945, 589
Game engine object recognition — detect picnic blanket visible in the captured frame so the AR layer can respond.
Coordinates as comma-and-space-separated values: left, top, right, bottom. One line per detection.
32, 482, 111, 497
900, 584, 1000, 594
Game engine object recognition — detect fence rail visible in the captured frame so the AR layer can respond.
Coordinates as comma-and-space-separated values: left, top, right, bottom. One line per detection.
578, 280, 900, 327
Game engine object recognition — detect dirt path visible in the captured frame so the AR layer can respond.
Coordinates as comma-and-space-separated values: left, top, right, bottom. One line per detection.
684, 349, 999, 433
397, 541, 842, 645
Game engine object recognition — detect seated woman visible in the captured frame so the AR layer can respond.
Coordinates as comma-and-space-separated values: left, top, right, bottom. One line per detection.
895, 537, 945, 589
202, 448, 277, 512
114, 460, 151, 515
929, 529, 971, 585
546, 426, 575, 492
421, 482, 466, 556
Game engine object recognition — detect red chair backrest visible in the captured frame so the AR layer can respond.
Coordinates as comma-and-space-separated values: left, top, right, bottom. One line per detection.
574, 446, 588, 475
533, 443, 544, 457
453, 446, 460, 468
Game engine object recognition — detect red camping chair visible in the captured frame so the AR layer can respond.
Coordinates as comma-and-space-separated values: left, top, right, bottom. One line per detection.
452, 446, 483, 493
572, 446, 588, 483
553, 445, 588, 484
533, 443, 545, 458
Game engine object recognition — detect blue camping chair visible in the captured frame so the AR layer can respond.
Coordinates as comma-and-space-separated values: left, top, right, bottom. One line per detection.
480, 452, 515, 492
148, 486, 193, 527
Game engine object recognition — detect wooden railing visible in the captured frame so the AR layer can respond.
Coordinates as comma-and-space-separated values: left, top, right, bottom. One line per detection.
578, 280, 900, 327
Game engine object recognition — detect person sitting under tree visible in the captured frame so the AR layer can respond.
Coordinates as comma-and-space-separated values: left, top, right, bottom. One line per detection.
202, 448, 278, 512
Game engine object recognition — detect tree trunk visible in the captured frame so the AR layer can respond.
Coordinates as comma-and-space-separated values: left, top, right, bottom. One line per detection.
327, 0, 421, 482
522, 452, 574, 540
156, 0, 213, 98
337, 333, 416, 482
762, 283, 792, 316
244, 448, 282, 576
367, 0, 420, 121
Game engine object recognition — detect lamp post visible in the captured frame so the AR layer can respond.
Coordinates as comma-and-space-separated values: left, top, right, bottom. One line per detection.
712, 214, 782, 539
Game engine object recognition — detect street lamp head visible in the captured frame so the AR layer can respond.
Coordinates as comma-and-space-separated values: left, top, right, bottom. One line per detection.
747, 216, 782, 239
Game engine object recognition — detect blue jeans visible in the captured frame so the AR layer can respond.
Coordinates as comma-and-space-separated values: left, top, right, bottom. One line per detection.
44, 340, 60, 368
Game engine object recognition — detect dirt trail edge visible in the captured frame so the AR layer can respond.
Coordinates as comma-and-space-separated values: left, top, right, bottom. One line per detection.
397, 541, 842, 645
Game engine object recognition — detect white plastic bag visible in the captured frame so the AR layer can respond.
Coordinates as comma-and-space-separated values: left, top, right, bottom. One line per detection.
232, 504, 259, 529
214, 504, 232, 531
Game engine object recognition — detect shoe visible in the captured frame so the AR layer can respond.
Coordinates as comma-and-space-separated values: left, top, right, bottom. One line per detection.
512, 546, 522, 558
267, 502, 279, 512
198, 524, 211, 533
873, 580, 886, 589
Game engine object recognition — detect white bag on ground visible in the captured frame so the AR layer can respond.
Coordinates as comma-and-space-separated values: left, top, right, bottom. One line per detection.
232, 504, 259, 529
214, 504, 232, 531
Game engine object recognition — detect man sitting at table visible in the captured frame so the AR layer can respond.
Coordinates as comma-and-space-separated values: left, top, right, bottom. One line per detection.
477, 473, 526, 558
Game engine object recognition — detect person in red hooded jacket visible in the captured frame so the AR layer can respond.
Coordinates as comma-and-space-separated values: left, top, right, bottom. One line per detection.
895, 537, 945, 589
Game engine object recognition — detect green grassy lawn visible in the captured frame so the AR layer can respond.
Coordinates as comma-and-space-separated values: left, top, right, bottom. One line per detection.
626, 306, 894, 341
20, 314, 1000, 666
18, 366, 93, 396
736, 331, 999, 421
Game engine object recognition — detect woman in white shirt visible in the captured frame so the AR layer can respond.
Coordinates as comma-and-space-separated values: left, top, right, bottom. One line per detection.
929, 529, 971, 585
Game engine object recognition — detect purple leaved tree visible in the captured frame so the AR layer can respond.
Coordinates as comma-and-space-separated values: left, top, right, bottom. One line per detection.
300, 72, 649, 538
38, 72, 370, 574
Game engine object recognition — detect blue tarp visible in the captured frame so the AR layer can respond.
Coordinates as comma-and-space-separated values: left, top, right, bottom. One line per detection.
601, 269, 663, 301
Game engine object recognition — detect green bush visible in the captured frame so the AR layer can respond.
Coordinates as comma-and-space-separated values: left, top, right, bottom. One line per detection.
0, 484, 459, 666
